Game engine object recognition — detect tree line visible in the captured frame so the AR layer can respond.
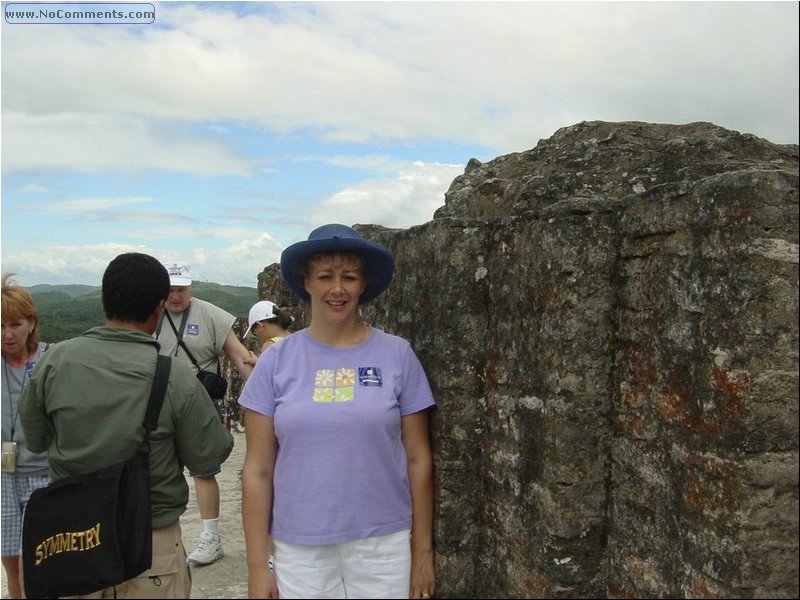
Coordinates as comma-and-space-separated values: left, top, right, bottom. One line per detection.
30, 282, 257, 343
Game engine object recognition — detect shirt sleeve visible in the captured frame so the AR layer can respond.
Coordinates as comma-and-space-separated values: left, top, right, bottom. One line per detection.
237, 346, 277, 417
210, 303, 236, 356
173, 375, 234, 472
398, 341, 437, 416
18, 359, 54, 454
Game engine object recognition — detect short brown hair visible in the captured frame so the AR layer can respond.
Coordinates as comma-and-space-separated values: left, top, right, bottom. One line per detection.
1, 273, 41, 353
304, 250, 366, 278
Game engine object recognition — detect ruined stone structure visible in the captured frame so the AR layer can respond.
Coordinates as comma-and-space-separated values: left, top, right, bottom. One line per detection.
232, 121, 798, 598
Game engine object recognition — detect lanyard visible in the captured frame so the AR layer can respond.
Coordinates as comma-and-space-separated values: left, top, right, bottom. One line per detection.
3, 359, 34, 440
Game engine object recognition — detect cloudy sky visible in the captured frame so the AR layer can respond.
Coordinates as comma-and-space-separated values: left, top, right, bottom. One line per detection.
1, 1, 798, 287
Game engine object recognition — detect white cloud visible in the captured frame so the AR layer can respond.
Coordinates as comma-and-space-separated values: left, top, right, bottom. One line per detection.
1, 243, 153, 286
17, 184, 51, 193
312, 161, 462, 230
315, 154, 412, 173
2, 1, 796, 177
0, 231, 284, 288
47, 196, 154, 211
207, 232, 284, 283
1, 1, 797, 287
155, 232, 284, 286
1, 112, 258, 175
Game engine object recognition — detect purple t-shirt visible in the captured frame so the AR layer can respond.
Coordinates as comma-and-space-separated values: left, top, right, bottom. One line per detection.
238, 327, 436, 545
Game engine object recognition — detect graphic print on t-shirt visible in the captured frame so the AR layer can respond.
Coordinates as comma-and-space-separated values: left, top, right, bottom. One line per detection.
312, 366, 384, 402
313, 368, 355, 403
358, 367, 382, 386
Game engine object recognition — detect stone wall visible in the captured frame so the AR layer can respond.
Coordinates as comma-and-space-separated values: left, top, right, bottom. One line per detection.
250, 121, 799, 598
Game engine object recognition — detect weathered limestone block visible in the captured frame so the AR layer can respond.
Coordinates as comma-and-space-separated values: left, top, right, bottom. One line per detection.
255, 121, 798, 598
609, 158, 798, 599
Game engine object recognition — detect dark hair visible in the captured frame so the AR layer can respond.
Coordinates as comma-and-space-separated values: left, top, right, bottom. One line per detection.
265, 308, 294, 330
102, 253, 170, 323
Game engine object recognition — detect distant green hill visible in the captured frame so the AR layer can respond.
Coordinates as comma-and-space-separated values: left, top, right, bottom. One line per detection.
30, 282, 258, 343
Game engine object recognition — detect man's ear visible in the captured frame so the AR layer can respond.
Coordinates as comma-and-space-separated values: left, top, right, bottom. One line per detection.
151, 300, 165, 322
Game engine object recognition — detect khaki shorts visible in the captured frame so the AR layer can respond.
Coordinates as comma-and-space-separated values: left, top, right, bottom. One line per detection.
62, 520, 191, 599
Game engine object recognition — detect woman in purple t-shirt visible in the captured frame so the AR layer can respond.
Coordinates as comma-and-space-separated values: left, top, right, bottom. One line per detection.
240, 224, 436, 600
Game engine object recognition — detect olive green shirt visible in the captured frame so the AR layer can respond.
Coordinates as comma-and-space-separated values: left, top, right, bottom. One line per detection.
19, 326, 234, 529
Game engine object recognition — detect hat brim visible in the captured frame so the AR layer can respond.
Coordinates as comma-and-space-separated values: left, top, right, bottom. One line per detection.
280, 236, 394, 303
169, 276, 192, 286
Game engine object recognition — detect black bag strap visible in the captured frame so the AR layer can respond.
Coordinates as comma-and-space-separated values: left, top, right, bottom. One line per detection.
139, 354, 171, 453
144, 354, 171, 435
163, 309, 196, 363
155, 305, 191, 359
164, 308, 221, 376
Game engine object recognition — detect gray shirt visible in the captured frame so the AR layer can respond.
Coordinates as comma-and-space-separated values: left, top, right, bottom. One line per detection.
2, 341, 49, 476
156, 298, 235, 374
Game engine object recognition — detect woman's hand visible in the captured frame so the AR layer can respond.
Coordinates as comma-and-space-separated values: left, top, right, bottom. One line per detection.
410, 546, 435, 598
248, 564, 278, 599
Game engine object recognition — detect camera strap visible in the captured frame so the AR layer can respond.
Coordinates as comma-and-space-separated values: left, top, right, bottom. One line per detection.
162, 307, 221, 376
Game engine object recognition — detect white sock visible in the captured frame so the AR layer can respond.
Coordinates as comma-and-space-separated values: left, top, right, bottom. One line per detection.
202, 518, 220, 537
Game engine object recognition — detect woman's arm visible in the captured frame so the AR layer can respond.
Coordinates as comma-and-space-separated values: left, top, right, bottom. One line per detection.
402, 409, 435, 599
241, 408, 279, 599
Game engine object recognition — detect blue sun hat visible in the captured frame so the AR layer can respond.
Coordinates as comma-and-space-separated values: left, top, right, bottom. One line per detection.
280, 224, 394, 304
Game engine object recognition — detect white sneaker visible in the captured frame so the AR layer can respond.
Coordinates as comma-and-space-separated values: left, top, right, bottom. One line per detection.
187, 532, 224, 565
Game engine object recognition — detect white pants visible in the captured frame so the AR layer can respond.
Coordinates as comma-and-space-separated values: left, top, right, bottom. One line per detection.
273, 529, 411, 599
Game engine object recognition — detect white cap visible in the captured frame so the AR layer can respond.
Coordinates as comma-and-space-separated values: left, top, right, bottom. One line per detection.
163, 262, 192, 286
244, 300, 279, 337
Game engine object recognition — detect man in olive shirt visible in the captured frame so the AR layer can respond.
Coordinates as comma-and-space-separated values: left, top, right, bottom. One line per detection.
20, 252, 233, 598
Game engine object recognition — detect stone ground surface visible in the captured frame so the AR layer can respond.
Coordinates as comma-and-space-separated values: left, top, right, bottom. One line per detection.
184, 428, 249, 599
2, 428, 250, 599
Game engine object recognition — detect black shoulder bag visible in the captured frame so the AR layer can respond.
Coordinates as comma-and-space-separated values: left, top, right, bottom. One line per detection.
22, 354, 172, 599
162, 309, 228, 400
